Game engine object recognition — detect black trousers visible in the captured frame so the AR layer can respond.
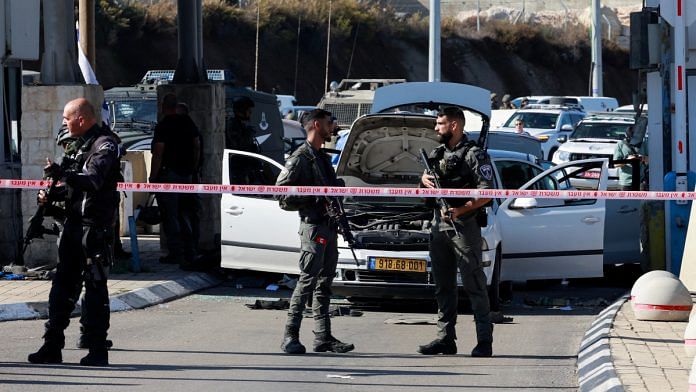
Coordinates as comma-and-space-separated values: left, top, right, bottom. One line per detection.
44, 221, 110, 349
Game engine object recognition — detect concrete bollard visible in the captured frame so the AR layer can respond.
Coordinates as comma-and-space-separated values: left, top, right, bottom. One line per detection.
685, 313, 696, 357
689, 356, 696, 391
633, 276, 692, 321
630, 270, 677, 302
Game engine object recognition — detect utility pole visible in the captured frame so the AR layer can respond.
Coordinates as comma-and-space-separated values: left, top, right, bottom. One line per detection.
590, 0, 603, 96
293, 14, 301, 97
41, 0, 81, 84
324, 0, 332, 94
173, 0, 206, 83
428, 0, 441, 82
254, 1, 260, 90
78, 0, 96, 72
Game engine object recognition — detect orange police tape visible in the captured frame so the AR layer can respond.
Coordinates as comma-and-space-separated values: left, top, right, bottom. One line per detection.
2, 178, 696, 201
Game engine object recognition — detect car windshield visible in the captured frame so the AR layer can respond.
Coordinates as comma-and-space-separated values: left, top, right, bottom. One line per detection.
112, 99, 157, 123
571, 123, 631, 140
503, 112, 559, 129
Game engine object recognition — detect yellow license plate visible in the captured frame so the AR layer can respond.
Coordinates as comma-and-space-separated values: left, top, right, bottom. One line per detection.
369, 257, 427, 273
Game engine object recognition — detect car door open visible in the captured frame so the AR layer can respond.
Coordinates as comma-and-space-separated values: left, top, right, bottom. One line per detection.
497, 158, 609, 281
220, 150, 301, 274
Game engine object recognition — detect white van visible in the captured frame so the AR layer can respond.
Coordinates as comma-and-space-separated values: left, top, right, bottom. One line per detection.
536, 96, 619, 112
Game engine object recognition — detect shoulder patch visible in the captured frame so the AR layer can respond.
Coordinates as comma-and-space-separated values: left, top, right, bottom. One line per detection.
479, 164, 493, 181
98, 141, 116, 152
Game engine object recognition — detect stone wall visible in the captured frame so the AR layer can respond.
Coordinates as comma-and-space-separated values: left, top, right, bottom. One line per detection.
20, 85, 103, 268
157, 83, 226, 253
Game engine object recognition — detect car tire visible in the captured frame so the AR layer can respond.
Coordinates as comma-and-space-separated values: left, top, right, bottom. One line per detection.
488, 246, 502, 312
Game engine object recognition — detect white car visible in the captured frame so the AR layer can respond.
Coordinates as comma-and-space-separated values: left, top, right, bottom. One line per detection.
552, 113, 644, 265
496, 105, 586, 160
220, 82, 610, 302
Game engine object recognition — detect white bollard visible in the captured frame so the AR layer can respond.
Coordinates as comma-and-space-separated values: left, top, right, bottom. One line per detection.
630, 270, 677, 301
685, 313, 696, 357
633, 276, 692, 321
689, 356, 696, 391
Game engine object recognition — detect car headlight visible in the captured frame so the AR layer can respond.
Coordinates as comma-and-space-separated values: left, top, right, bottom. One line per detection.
481, 237, 489, 251
556, 150, 570, 162
536, 135, 550, 143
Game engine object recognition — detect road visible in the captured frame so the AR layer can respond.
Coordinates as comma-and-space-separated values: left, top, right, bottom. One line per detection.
0, 278, 629, 392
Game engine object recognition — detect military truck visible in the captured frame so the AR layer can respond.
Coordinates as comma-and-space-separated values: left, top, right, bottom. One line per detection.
104, 70, 285, 164
317, 79, 406, 129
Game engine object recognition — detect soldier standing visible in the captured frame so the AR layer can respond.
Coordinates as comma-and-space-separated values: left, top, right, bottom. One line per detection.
418, 107, 495, 357
28, 98, 121, 366
275, 109, 354, 355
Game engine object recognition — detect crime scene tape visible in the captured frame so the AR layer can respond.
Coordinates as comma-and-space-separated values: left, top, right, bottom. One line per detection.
2, 178, 696, 201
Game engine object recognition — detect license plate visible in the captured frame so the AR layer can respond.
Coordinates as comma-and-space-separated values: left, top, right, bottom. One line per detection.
581, 170, 600, 179
368, 257, 426, 273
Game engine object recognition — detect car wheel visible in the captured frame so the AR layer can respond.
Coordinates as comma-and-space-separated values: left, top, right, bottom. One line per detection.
488, 246, 502, 312
548, 147, 558, 161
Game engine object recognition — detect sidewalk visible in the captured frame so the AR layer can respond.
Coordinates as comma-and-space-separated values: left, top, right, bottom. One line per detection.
0, 235, 222, 322
578, 294, 695, 391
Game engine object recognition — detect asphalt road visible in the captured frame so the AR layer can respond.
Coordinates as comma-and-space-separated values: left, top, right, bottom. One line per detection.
0, 277, 630, 392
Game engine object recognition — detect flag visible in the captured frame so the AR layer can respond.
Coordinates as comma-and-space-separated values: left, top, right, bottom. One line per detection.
76, 21, 110, 126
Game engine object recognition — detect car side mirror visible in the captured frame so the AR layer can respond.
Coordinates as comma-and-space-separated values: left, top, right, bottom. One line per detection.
510, 197, 538, 210
561, 124, 573, 132
557, 135, 567, 143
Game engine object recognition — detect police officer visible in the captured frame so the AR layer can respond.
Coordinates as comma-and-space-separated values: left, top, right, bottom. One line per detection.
275, 109, 354, 355
418, 107, 494, 358
28, 98, 121, 366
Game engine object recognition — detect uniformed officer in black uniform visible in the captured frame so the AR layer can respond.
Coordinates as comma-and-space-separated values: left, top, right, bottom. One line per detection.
28, 98, 121, 367
419, 107, 495, 358
275, 109, 354, 355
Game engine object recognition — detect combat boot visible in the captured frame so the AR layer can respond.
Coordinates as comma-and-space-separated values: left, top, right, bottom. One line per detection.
28, 343, 63, 364
471, 341, 493, 357
80, 349, 109, 366
77, 335, 113, 349
313, 333, 355, 353
417, 338, 457, 355
281, 326, 306, 354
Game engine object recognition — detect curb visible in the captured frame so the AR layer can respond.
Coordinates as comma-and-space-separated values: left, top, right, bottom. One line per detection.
577, 294, 629, 392
0, 272, 223, 322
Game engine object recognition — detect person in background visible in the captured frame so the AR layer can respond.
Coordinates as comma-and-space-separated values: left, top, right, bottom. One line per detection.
490, 93, 499, 110
501, 94, 514, 109
149, 93, 202, 271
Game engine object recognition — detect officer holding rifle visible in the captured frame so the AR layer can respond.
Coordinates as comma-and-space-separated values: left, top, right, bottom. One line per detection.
419, 107, 495, 357
275, 109, 355, 355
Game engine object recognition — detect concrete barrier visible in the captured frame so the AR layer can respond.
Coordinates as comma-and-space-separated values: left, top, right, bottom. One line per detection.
633, 276, 692, 321
630, 271, 677, 315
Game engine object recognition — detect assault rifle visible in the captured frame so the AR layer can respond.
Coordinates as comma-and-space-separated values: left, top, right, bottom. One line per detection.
419, 147, 462, 238
308, 151, 360, 267
22, 156, 78, 257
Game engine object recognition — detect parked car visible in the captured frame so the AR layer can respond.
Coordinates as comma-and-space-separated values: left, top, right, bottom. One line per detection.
496, 104, 586, 160
552, 112, 645, 265
220, 82, 610, 302
535, 96, 619, 112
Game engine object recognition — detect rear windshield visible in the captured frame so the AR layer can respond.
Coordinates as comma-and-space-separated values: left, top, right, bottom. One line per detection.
504, 112, 559, 129
571, 123, 631, 140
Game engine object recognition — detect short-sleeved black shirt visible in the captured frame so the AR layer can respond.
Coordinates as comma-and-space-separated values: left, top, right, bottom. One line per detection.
152, 114, 200, 176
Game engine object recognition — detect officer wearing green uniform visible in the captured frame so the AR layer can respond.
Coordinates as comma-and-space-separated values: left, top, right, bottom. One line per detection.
613, 126, 648, 191
275, 109, 354, 355
419, 107, 494, 357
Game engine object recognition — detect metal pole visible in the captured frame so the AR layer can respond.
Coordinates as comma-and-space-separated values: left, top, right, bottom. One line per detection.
601, 14, 611, 41
590, 0, 603, 96
324, 0, 332, 93
293, 14, 301, 97
673, 0, 688, 181
173, 0, 203, 83
476, 0, 480, 32
346, 23, 360, 79
428, 0, 441, 82
40, 0, 81, 84
78, 0, 96, 72
196, 0, 206, 79
254, 1, 260, 90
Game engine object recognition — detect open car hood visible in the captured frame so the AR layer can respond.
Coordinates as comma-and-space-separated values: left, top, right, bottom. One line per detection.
371, 82, 491, 118
335, 114, 438, 185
